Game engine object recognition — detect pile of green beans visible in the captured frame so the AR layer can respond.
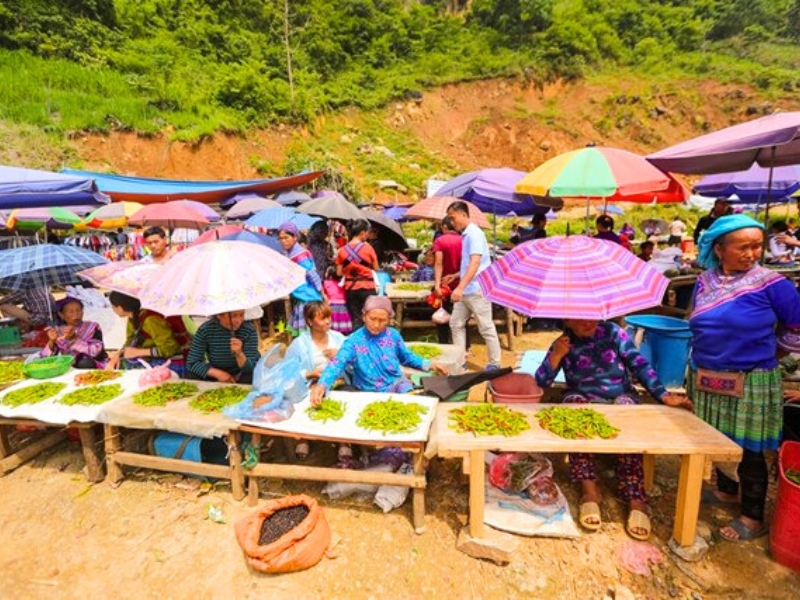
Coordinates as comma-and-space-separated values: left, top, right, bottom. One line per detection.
133, 382, 199, 407
59, 383, 123, 406
394, 283, 431, 292
411, 344, 442, 360
448, 403, 530, 437
0, 361, 25, 385
536, 406, 619, 439
189, 385, 248, 413
1, 382, 67, 407
306, 398, 346, 423
356, 399, 427, 435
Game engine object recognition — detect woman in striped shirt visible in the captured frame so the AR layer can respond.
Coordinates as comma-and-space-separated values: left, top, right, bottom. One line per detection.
186, 311, 260, 384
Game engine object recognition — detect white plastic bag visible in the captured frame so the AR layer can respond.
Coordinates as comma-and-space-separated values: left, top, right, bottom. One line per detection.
374, 464, 413, 513
322, 463, 394, 499
432, 307, 450, 324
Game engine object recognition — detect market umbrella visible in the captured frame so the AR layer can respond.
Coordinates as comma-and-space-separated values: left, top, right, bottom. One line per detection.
296, 194, 364, 221
276, 190, 312, 206
220, 192, 261, 210
136, 241, 306, 317
361, 210, 408, 251
77, 261, 161, 297
82, 201, 143, 229
226, 196, 282, 219
693, 163, 800, 203
595, 204, 624, 216
6, 207, 82, 230
476, 235, 669, 320
220, 230, 282, 253
192, 224, 247, 244
382, 204, 412, 222
405, 196, 491, 229
127, 202, 210, 230
244, 207, 300, 231
173, 199, 221, 222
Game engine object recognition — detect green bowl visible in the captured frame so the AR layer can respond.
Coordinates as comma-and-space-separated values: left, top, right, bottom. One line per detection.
23, 355, 73, 379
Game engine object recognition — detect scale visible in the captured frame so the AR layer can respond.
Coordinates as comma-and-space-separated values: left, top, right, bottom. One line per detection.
0, 317, 22, 346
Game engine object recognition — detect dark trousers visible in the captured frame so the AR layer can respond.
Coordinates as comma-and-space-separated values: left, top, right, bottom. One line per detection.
716, 448, 769, 521
345, 288, 376, 330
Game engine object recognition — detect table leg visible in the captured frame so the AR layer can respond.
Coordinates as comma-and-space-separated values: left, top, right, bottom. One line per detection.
468, 449, 485, 538
248, 433, 262, 506
78, 425, 105, 483
643, 454, 655, 492
673, 453, 704, 546
0, 425, 11, 459
505, 308, 514, 351
266, 303, 275, 338
412, 448, 426, 534
103, 424, 124, 486
227, 431, 245, 501
395, 301, 404, 331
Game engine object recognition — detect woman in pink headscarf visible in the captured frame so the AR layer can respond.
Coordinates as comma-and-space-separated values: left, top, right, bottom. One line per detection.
277, 222, 324, 330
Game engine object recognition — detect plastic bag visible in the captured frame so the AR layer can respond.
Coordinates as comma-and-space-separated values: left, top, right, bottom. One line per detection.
432, 307, 450, 325
618, 540, 663, 575
488, 453, 552, 493
322, 463, 394, 499
137, 359, 174, 387
374, 464, 413, 513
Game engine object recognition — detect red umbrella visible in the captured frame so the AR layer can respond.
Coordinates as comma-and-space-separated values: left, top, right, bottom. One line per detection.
406, 196, 491, 229
128, 202, 209, 230
192, 225, 245, 245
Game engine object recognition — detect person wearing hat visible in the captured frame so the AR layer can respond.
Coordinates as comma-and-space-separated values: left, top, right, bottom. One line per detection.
277, 222, 324, 330
693, 197, 730, 244
690, 215, 800, 542
39, 297, 107, 368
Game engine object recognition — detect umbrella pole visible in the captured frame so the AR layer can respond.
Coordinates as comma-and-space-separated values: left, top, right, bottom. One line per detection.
762, 148, 776, 264
492, 198, 497, 259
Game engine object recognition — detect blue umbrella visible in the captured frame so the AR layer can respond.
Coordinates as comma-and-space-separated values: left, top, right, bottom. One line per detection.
221, 230, 282, 253
244, 207, 297, 230
0, 244, 108, 291
290, 212, 321, 230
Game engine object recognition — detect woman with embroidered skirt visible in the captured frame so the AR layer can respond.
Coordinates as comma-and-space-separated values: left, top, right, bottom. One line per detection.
277, 222, 324, 331
690, 215, 800, 542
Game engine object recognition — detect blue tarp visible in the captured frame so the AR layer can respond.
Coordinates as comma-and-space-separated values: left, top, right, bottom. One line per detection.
0, 166, 110, 209
62, 169, 324, 205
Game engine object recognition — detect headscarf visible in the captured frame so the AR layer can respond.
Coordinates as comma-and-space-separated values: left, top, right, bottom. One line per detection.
277, 222, 299, 237
697, 214, 764, 270
363, 295, 395, 318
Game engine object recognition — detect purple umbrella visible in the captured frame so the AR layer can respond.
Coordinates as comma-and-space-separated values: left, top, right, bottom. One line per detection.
173, 199, 220, 221
647, 112, 800, 175
693, 163, 800, 203
276, 190, 312, 206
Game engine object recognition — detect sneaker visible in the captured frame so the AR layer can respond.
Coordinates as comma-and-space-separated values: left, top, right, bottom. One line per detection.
485, 364, 501, 372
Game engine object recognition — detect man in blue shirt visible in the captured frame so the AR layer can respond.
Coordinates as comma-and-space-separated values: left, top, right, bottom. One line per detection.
445, 201, 502, 369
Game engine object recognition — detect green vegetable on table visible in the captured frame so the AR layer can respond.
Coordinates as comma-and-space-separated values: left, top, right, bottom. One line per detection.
393, 283, 431, 292
59, 383, 123, 406
133, 382, 199, 407
786, 468, 800, 486
536, 406, 619, 440
448, 403, 530, 437
411, 344, 442, 360
74, 370, 122, 386
189, 385, 248, 413
0, 361, 26, 385
306, 398, 346, 423
1, 382, 67, 407
356, 398, 427, 435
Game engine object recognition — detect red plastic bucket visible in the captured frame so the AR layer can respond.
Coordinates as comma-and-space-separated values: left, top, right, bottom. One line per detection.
771, 441, 800, 571
487, 373, 543, 404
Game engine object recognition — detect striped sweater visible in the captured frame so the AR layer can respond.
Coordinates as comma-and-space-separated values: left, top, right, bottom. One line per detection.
186, 319, 260, 380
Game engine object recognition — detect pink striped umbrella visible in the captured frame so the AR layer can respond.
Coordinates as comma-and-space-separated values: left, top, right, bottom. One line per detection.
477, 235, 669, 320
406, 196, 491, 229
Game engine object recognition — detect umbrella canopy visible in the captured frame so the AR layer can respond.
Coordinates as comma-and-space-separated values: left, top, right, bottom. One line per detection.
361, 210, 408, 251
595, 204, 624, 215
276, 190, 312, 206
405, 197, 491, 229
193, 224, 247, 244
0, 166, 110, 209
435, 168, 562, 216
6, 207, 82, 230
516, 147, 683, 202
640, 219, 669, 236
245, 207, 299, 230
693, 163, 800, 203
0, 212, 6, 228
82, 201, 144, 229
477, 235, 669, 320
173, 200, 220, 222
137, 241, 306, 316
297, 195, 364, 221
647, 112, 800, 174
128, 202, 210, 230
221, 230, 282, 253
77, 261, 161, 297
382, 205, 412, 221
226, 196, 282, 219
0, 244, 108, 292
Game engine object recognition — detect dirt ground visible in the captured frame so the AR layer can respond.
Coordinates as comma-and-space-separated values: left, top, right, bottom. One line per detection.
2, 329, 799, 599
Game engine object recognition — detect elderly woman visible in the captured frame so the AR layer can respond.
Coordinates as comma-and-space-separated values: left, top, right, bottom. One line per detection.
277, 222, 324, 330
536, 319, 691, 540
187, 310, 261, 384
690, 215, 800, 541
40, 297, 106, 368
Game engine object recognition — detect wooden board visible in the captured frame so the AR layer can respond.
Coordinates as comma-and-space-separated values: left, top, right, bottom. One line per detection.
433, 403, 742, 457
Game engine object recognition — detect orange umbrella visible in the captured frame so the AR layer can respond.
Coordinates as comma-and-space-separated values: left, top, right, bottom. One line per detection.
406, 196, 491, 229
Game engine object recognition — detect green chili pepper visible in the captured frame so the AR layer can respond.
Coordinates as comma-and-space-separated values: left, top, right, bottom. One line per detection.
0, 361, 26, 385
133, 382, 199, 407
448, 403, 530, 437
306, 398, 346, 423
1, 382, 67, 407
59, 383, 123, 406
356, 398, 427, 435
189, 386, 248, 413
411, 345, 442, 360
536, 406, 619, 440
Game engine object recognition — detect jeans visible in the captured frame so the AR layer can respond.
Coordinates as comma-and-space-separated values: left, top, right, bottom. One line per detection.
716, 449, 769, 521
449, 292, 501, 366
345, 288, 376, 330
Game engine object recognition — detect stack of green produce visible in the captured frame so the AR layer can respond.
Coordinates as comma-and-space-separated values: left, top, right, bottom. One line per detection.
1, 382, 67, 407
74, 370, 122, 386
0, 361, 26, 385
133, 382, 199, 407
393, 283, 431, 292
448, 403, 530, 437
411, 344, 442, 360
536, 406, 619, 439
59, 383, 123, 406
189, 386, 248, 413
306, 398, 346, 423
356, 399, 427, 435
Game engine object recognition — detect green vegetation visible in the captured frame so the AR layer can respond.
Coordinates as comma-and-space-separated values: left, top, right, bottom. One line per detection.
0, 0, 798, 141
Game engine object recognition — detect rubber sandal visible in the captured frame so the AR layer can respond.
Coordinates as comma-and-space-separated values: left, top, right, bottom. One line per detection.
719, 518, 768, 542
626, 509, 652, 541
701, 488, 738, 506
295, 442, 310, 460
337, 444, 353, 460
579, 501, 602, 531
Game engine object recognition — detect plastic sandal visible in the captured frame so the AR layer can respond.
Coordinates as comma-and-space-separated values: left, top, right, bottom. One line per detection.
719, 518, 768, 542
626, 509, 652, 541
295, 441, 310, 460
579, 501, 602, 531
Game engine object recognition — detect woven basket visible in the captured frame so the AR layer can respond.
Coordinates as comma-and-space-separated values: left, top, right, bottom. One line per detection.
23, 355, 73, 379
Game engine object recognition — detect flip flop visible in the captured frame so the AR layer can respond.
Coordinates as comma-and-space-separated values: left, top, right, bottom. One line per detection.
626, 509, 652, 541
701, 488, 739, 506
579, 501, 602, 531
295, 442, 310, 461
719, 518, 768, 542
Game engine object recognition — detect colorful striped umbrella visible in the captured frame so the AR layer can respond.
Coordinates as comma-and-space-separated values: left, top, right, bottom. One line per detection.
6, 207, 82, 230
516, 147, 686, 203
82, 201, 143, 229
477, 235, 669, 320
405, 196, 491, 229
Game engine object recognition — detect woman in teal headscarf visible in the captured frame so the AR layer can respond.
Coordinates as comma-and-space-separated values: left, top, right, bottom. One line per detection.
690, 215, 800, 541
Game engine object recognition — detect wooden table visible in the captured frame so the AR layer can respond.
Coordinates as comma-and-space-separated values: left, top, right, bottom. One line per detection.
432, 403, 742, 547
240, 425, 429, 533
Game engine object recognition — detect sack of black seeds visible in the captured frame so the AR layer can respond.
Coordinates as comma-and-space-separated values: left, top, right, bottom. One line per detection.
235, 494, 330, 573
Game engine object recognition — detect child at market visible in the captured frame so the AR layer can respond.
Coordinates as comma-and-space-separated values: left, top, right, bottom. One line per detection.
535, 319, 692, 540
323, 267, 353, 334
411, 250, 435, 282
